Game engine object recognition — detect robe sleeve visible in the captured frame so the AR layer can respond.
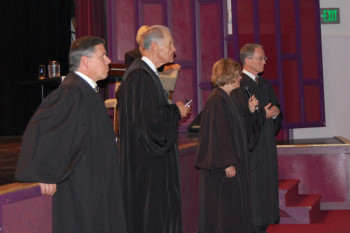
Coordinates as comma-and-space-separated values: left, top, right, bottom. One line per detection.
15, 85, 87, 184
231, 88, 263, 151
246, 110, 262, 151
124, 69, 181, 156
266, 81, 283, 134
195, 95, 239, 170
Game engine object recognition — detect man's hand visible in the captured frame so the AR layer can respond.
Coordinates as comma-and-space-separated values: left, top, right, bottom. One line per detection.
176, 101, 191, 118
225, 165, 236, 178
265, 103, 280, 119
248, 95, 259, 113
39, 183, 57, 196
169, 64, 181, 70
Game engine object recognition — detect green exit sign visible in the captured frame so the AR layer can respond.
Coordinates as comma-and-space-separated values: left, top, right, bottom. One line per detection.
320, 8, 340, 24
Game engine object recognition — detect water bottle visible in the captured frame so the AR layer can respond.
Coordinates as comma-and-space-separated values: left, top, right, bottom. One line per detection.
48, 61, 60, 78
38, 65, 46, 79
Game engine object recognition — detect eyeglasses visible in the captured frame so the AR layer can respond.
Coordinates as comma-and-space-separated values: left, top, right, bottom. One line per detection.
248, 56, 267, 62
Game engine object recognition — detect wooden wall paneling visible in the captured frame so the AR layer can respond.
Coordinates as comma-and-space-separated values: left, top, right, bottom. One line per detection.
279, 0, 296, 54
299, 0, 318, 79
175, 69, 195, 129
197, 0, 224, 107
171, 0, 194, 61
236, 0, 255, 49
108, 0, 325, 130
171, 0, 197, 130
142, 2, 166, 26
298, 0, 325, 127
111, 0, 136, 62
282, 59, 301, 124
258, 0, 278, 80
304, 85, 322, 123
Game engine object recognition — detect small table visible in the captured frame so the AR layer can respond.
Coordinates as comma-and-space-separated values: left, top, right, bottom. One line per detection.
20, 77, 63, 101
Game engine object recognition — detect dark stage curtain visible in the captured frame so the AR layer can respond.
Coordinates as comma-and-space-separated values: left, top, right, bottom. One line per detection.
0, 0, 71, 136
75, 0, 106, 38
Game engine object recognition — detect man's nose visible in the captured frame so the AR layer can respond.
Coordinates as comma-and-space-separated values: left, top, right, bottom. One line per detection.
105, 56, 111, 64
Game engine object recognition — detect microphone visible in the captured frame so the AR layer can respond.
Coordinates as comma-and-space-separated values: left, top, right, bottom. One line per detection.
245, 86, 259, 113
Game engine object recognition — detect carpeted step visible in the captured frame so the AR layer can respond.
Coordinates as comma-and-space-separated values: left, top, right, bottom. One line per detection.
279, 179, 300, 205
278, 179, 322, 224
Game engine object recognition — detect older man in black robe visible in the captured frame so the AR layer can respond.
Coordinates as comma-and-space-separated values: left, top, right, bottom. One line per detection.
118, 25, 190, 233
15, 36, 127, 233
237, 43, 283, 233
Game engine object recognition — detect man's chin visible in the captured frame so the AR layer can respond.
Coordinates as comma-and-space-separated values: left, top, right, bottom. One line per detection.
97, 74, 108, 81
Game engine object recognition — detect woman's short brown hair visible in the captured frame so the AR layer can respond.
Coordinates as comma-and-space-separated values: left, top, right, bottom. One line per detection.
211, 58, 241, 87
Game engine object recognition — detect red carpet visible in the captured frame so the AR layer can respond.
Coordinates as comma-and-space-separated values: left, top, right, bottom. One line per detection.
267, 210, 350, 233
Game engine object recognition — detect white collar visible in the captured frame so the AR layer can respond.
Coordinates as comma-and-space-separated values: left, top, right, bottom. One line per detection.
141, 56, 158, 75
242, 69, 257, 81
74, 71, 97, 89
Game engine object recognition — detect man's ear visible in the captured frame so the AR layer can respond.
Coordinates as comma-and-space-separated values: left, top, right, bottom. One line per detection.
244, 58, 250, 66
151, 41, 159, 52
81, 56, 89, 68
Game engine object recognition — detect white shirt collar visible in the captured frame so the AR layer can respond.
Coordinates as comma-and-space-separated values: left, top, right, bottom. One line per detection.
242, 69, 257, 81
74, 71, 97, 89
141, 56, 158, 75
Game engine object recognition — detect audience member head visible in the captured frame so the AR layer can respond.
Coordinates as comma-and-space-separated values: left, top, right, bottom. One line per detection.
141, 25, 176, 68
136, 25, 150, 46
69, 36, 111, 82
211, 58, 241, 90
240, 43, 266, 75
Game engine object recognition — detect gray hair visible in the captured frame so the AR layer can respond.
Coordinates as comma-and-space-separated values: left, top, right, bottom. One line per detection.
136, 25, 150, 45
69, 36, 106, 71
240, 43, 263, 66
142, 25, 171, 50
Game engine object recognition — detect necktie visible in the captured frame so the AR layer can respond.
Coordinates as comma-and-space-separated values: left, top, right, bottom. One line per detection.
94, 85, 99, 93
255, 77, 259, 85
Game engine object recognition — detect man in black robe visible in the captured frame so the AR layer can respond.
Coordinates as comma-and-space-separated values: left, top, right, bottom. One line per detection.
15, 36, 127, 233
237, 43, 283, 233
118, 25, 191, 233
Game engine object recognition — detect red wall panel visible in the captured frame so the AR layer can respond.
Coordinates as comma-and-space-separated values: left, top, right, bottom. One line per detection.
279, 0, 296, 54
143, 3, 165, 26
300, 0, 319, 79
304, 85, 322, 123
283, 60, 301, 123
236, 0, 254, 49
199, 3, 221, 84
116, 0, 135, 61
172, 0, 194, 61
259, 0, 278, 79
227, 41, 234, 59
174, 68, 195, 124
109, 0, 325, 131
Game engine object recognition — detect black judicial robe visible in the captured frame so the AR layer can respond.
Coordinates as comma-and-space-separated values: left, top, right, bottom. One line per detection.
195, 87, 254, 233
118, 59, 182, 233
15, 72, 127, 233
124, 48, 164, 72
125, 48, 142, 69
237, 73, 283, 227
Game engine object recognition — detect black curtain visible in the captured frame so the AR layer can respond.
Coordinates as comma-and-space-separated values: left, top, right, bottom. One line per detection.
0, 0, 72, 136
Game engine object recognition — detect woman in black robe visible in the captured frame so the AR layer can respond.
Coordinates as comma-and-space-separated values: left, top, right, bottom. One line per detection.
195, 58, 259, 233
